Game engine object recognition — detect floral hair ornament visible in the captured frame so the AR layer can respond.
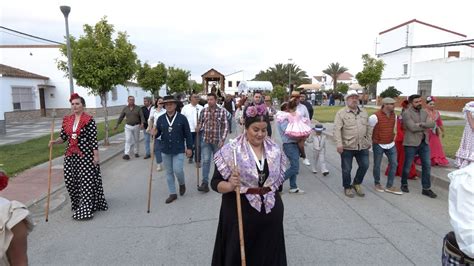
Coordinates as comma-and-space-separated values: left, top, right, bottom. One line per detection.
245, 104, 267, 118
426, 96, 436, 104
69, 93, 81, 102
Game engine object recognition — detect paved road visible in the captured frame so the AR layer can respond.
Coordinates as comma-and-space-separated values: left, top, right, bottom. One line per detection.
27, 132, 451, 265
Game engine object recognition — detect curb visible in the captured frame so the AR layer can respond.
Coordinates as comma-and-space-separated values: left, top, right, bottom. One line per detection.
25, 134, 142, 208
321, 130, 451, 190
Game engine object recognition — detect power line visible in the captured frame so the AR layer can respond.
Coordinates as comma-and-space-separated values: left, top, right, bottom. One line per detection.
0, 26, 64, 45
378, 39, 474, 56
0, 29, 55, 45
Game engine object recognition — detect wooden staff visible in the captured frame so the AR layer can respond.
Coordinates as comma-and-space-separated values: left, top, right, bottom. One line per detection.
45, 109, 56, 222
147, 133, 156, 213
229, 139, 246, 266
195, 108, 200, 187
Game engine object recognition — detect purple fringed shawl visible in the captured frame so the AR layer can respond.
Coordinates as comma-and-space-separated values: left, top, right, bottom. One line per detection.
214, 134, 288, 213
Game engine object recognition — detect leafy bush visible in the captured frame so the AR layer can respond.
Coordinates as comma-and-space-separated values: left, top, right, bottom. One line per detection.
380, 86, 402, 98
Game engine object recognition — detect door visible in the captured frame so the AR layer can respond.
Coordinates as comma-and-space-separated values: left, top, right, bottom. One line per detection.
39, 88, 46, 117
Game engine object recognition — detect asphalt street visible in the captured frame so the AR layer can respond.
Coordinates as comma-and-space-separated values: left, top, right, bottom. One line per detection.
27, 131, 451, 265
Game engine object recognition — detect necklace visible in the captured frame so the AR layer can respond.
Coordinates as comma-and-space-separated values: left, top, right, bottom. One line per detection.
166, 112, 177, 133
247, 142, 265, 185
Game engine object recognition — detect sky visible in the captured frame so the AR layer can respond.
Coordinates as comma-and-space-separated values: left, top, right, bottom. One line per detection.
1, 0, 473, 82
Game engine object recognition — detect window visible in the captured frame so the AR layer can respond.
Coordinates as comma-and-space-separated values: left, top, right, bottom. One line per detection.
12, 87, 35, 110
403, 64, 408, 75
112, 87, 118, 101
228, 81, 232, 87
236, 81, 240, 86
448, 51, 460, 58
417, 80, 432, 98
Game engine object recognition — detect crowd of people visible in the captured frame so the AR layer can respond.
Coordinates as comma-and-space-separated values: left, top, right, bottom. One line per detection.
2, 87, 473, 265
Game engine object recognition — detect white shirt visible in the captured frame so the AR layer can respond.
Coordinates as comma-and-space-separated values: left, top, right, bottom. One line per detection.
181, 103, 204, 132
296, 103, 310, 119
368, 114, 396, 149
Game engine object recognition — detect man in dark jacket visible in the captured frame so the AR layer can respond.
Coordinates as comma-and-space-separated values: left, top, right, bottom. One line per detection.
300, 93, 314, 120
141, 97, 152, 159
153, 95, 193, 204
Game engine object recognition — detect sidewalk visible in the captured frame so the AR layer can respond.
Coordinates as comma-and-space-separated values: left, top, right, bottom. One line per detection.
320, 122, 456, 189
0, 115, 120, 146
0, 132, 142, 207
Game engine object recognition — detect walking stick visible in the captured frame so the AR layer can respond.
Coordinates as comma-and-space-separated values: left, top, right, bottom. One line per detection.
147, 134, 156, 213
229, 139, 246, 266
45, 109, 56, 222
195, 109, 200, 187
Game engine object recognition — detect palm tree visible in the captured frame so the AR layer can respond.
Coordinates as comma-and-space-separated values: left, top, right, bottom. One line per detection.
322, 63, 348, 92
253, 63, 310, 87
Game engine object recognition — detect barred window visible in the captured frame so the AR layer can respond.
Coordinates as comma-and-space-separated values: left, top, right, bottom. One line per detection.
12, 87, 35, 110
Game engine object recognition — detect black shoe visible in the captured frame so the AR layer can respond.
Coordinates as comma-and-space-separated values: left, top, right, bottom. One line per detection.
401, 185, 409, 193
323, 172, 329, 176
144, 155, 151, 159
135, 154, 140, 158
278, 185, 283, 192
422, 189, 437, 198
197, 183, 209, 193
165, 194, 178, 204
179, 184, 186, 196
123, 154, 130, 160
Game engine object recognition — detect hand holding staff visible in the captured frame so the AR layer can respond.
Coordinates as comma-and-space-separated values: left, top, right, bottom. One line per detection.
45, 109, 56, 222
229, 139, 246, 266
195, 107, 200, 187
147, 134, 156, 213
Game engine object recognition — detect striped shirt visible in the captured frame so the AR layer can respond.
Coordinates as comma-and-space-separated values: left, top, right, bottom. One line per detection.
198, 106, 228, 145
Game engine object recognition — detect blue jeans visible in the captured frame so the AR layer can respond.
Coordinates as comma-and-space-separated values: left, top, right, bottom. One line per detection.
283, 143, 300, 189
154, 139, 163, 164
373, 143, 398, 188
201, 141, 219, 184
341, 149, 369, 189
162, 153, 185, 194
402, 142, 431, 189
143, 130, 151, 156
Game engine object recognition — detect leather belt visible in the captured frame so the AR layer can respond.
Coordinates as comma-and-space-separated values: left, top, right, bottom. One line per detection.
246, 187, 271, 195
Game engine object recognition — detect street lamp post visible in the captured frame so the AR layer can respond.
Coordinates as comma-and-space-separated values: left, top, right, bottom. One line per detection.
288, 58, 292, 96
60, 5, 74, 94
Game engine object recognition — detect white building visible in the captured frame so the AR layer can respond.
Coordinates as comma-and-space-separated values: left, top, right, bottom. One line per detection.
376, 19, 474, 99
312, 72, 357, 90
0, 45, 151, 123
223, 70, 245, 95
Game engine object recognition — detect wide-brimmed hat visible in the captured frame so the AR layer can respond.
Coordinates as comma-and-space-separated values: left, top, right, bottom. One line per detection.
162, 95, 178, 104
313, 124, 326, 132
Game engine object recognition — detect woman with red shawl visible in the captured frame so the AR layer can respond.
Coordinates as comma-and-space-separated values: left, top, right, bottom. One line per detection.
49, 93, 108, 220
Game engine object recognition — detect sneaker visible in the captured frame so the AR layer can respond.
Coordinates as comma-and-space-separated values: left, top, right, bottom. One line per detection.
165, 194, 177, 204
312, 170, 318, 174
156, 164, 162, 171
143, 155, 151, 159
401, 185, 409, 193
135, 154, 140, 158
374, 183, 385, 193
302, 158, 311, 166
385, 186, 403, 195
344, 188, 355, 198
197, 183, 210, 193
288, 188, 305, 194
322, 172, 329, 176
122, 154, 130, 160
352, 184, 365, 197
422, 189, 437, 198
179, 184, 186, 196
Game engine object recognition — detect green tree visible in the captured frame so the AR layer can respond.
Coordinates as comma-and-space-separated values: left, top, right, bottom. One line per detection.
167, 67, 190, 94
57, 17, 138, 145
379, 86, 402, 98
337, 83, 349, 94
355, 54, 385, 101
191, 82, 202, 94
322, 62, 348, 92
271, 85, 286, 102
137, 61, 167, 97
253, 63, 310, 88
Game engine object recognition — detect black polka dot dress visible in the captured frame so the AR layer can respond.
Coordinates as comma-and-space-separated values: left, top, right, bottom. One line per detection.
60, 118, 108, 220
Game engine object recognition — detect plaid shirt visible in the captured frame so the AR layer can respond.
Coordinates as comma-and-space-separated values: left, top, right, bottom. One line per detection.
198, 106, 228, 145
